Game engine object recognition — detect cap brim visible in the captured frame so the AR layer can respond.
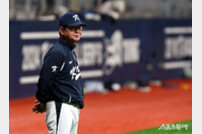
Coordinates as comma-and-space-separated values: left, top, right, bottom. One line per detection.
68, 22, 87, 27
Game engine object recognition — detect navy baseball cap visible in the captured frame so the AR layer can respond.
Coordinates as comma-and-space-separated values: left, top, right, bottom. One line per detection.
59, 12, 87, 27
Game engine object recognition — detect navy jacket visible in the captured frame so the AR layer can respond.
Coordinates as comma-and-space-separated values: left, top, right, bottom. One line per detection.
36, 38, 84, 109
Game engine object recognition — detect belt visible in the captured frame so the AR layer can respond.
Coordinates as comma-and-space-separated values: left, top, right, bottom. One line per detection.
62, 99, 80, 109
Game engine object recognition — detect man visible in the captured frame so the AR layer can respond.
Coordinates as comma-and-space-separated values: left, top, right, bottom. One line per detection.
32, 12, 86, 134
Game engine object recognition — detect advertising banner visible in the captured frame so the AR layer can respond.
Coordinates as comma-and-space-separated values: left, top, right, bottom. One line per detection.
9, 19, 191, 99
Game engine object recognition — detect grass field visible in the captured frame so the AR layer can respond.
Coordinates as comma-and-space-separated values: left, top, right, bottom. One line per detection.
124, 120, 192, 134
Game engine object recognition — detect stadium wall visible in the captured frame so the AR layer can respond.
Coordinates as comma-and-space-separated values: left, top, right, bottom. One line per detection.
9, 19, 192, 99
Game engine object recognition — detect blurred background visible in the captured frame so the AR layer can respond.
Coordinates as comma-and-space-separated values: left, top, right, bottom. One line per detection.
9, 0, 192, 98
9, 0, 192, 134
9, 0, 192, 20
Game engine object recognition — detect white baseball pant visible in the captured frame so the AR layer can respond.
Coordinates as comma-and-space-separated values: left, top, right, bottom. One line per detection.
45, 101, 80, 134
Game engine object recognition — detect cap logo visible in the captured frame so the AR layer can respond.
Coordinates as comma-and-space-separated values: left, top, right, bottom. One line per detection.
73, 14, 80, 21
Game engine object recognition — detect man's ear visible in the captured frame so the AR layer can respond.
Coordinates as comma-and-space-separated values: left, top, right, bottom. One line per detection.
59, 26, 64, 36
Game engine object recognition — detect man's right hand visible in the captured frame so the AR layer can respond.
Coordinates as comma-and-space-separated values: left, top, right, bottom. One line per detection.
32, 100, 46, 113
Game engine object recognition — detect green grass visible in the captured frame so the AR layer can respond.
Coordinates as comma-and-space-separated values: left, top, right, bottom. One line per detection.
123, 120, 192, 134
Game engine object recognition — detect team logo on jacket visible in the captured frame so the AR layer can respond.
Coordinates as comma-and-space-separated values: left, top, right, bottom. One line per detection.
69, 60, 73, 64
70, 66, 81, 80
52, 66, 58, 72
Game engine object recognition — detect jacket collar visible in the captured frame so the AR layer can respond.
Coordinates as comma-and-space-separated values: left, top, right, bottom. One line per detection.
59, 38, 76, 50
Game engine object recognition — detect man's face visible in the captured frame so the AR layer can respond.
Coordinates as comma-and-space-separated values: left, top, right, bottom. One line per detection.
60, 25, 83, 44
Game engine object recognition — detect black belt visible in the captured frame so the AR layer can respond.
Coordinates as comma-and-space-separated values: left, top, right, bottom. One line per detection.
62, 99, 80, 109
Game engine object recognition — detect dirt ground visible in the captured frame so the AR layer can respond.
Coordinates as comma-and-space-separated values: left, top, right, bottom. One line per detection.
9, 79, 192, 134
